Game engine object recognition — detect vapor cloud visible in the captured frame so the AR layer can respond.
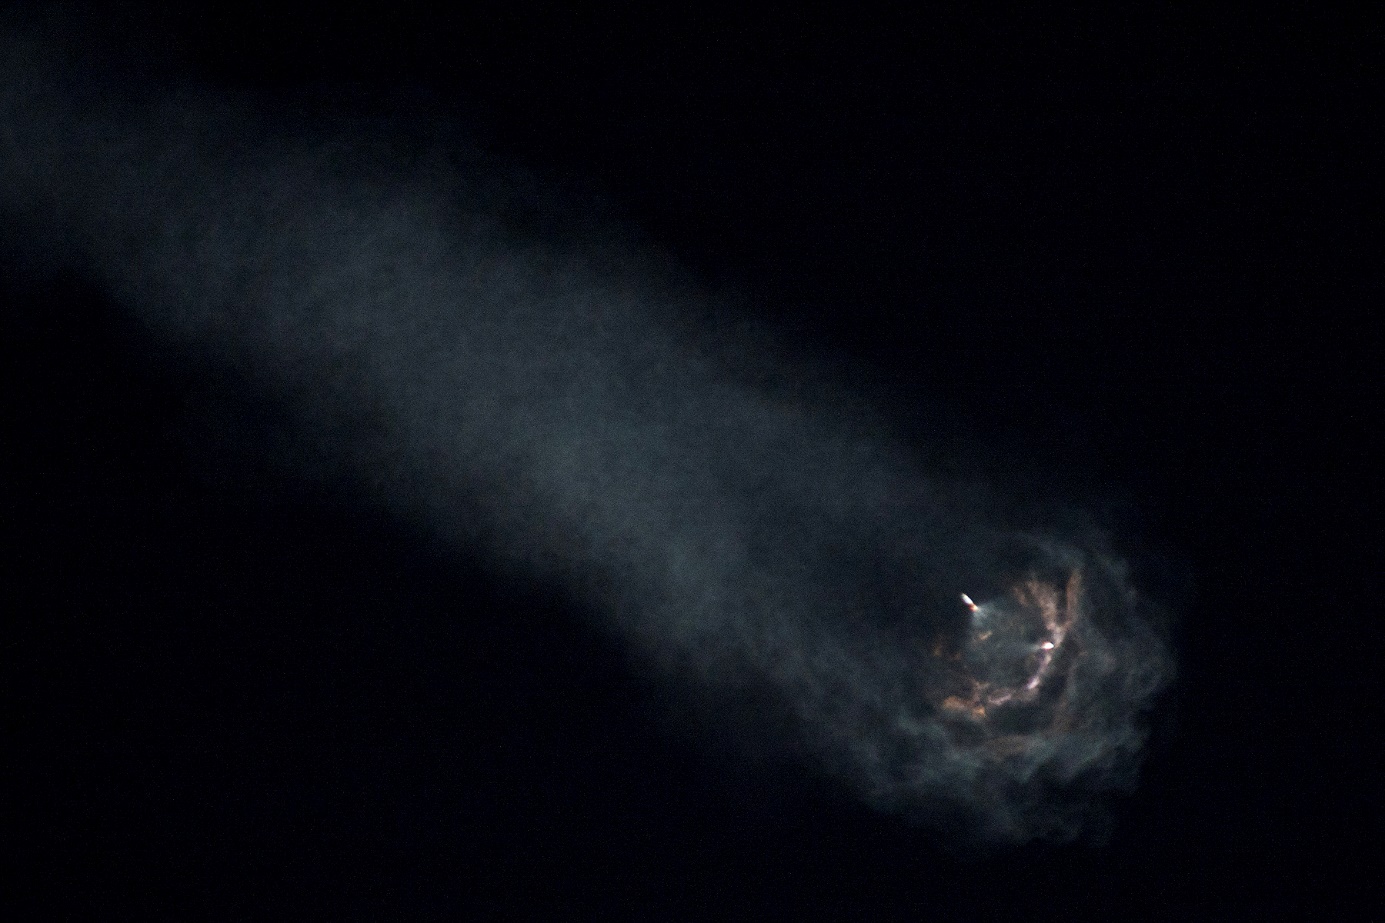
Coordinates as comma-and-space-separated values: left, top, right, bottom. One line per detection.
1, 23, 1174, 844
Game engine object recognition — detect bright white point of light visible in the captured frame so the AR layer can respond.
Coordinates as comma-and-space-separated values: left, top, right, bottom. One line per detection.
961, 593, 978, 612
1040, 641, 1055, 650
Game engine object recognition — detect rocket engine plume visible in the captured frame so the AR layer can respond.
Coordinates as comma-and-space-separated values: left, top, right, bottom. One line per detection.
0, 21, 1175, 845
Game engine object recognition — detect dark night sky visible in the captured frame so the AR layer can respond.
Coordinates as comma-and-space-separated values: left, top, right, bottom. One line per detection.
5, 4, 1376, 918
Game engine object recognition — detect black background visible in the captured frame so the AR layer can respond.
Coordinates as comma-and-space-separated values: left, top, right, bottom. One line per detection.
5, 5, 1376, 918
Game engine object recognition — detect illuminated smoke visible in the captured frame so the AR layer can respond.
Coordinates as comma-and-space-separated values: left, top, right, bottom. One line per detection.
0, 23, 1174, 844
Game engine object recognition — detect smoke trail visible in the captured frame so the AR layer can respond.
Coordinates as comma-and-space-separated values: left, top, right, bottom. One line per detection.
1, 24, 1174, 844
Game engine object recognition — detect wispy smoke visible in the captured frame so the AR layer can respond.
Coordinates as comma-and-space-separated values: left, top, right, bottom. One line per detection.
1, 22, 1174, 844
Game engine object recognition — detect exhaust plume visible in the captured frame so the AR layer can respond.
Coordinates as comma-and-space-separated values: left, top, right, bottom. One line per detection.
1, 24, 1174, 844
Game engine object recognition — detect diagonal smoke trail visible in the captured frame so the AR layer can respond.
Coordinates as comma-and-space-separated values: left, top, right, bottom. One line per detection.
1, 25, 1174, 844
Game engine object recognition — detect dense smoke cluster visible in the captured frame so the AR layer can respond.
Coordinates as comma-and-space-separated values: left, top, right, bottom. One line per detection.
1, 22, 1173, 844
